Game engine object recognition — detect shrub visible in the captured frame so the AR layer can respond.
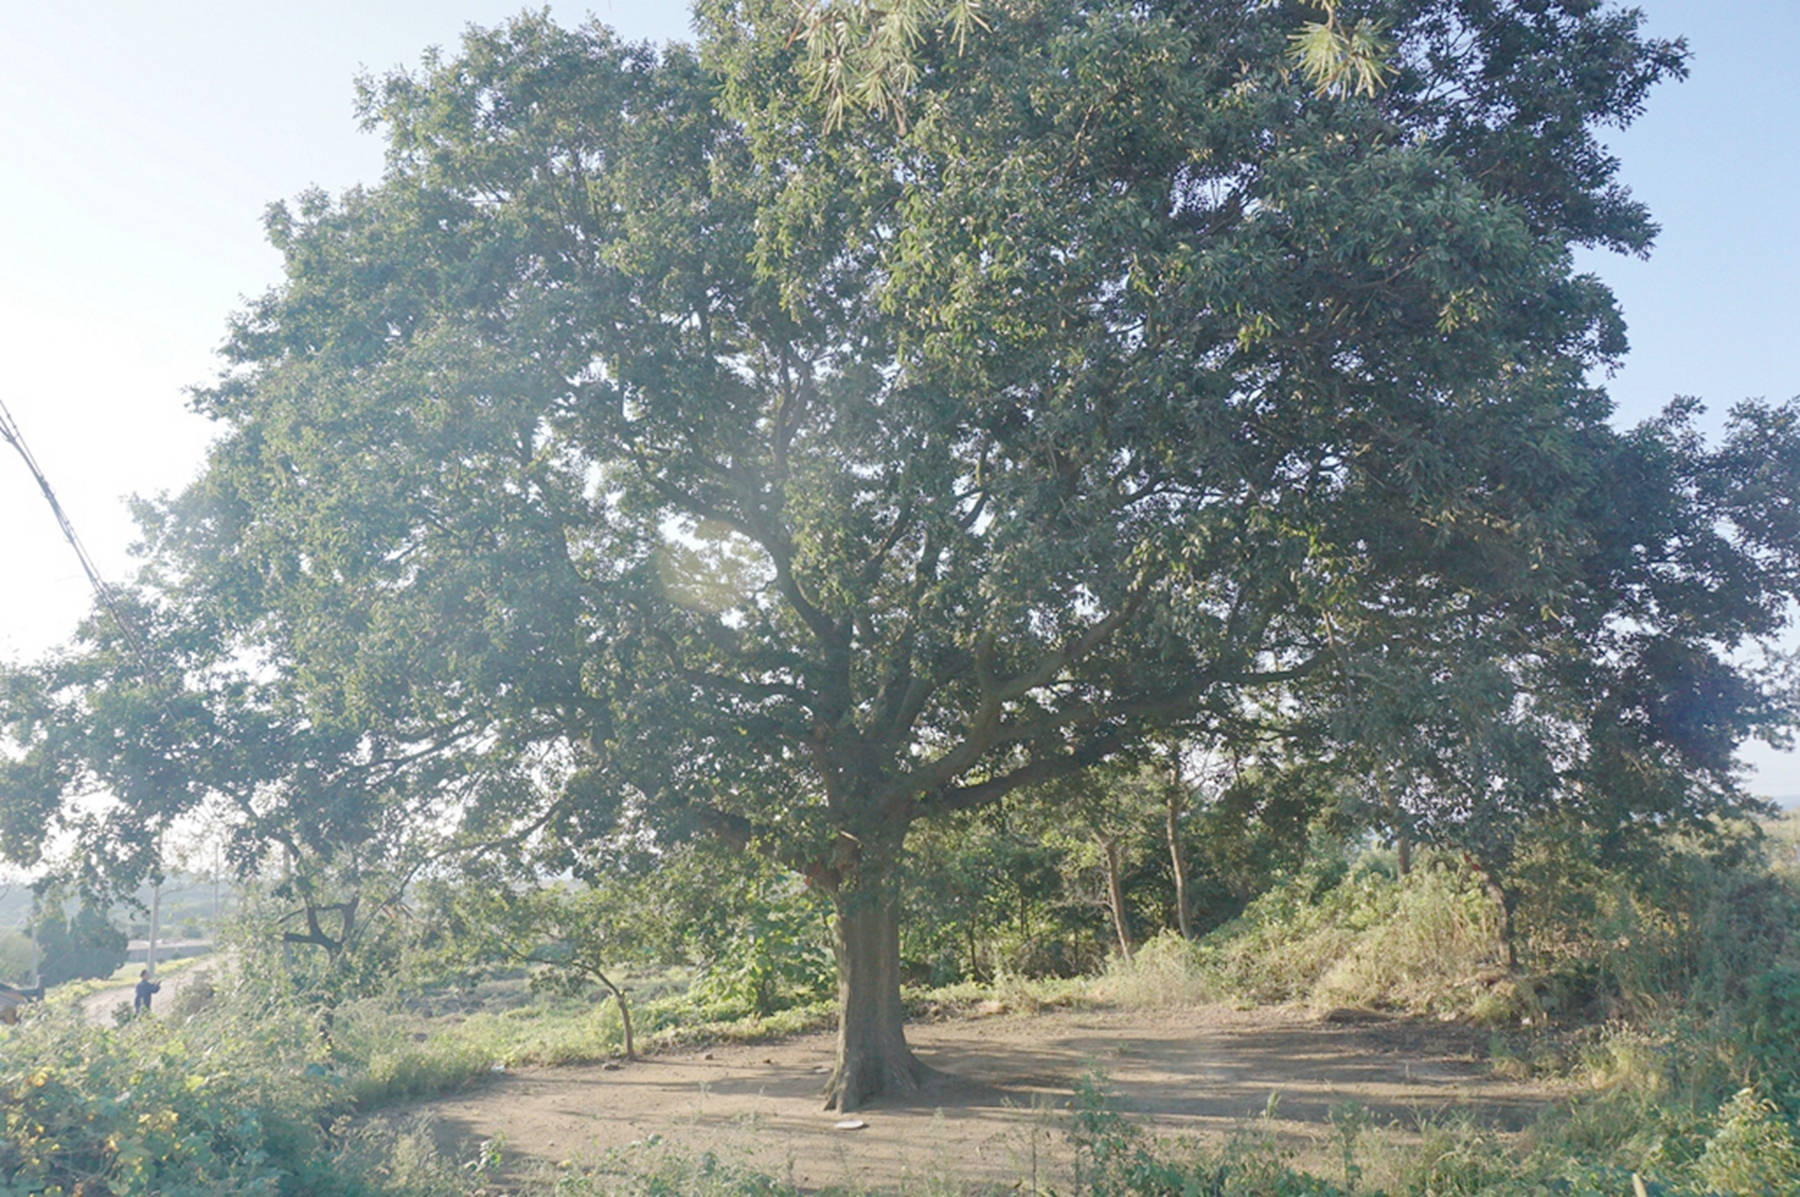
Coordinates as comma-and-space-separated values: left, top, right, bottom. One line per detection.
1734, 966, 1800, 1101
0, 1003, 347, 1195
1694, 1088, 1800, 1195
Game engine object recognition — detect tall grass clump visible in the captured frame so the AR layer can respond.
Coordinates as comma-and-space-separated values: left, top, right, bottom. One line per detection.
1184, 853, 1513, 1019
1510, 819, 1800, 1028
335, 999, 506, 1106
1506, 817, 1800, 1114
1311, 864, 1507, 1017
1069, 1073, 1352, 1196
1099, 929, 1207, 1007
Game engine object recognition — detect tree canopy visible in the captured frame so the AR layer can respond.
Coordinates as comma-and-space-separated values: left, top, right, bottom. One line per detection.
3, 0, 1795, 1108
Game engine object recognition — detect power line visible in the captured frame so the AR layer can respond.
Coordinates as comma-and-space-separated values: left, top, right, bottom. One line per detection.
0, 396, 150, 666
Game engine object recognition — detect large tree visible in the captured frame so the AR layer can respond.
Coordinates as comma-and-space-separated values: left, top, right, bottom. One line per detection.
5, 1, 1793, 1108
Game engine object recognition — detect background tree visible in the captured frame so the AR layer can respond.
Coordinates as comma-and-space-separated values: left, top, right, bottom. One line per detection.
31, 898, 127, 988
1025, 763, 1171, 961
0, 932, 33, 986
423, 876, 644, 1059
1303, 397, 1800, 960
902, 806, 1081, 981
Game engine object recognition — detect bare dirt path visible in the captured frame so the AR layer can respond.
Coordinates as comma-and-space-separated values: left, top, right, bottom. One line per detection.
398, 1004, 1563, 1192
79, 960, 214, 1025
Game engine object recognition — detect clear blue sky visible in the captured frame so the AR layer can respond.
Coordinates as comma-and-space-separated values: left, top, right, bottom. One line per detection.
1, 3, 1794, 795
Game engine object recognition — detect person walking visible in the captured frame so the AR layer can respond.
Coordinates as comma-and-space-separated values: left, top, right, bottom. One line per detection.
133, 969, 160, 1014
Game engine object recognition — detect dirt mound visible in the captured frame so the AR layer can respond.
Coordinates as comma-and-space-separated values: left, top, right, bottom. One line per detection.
397, 1003, 1563, 1192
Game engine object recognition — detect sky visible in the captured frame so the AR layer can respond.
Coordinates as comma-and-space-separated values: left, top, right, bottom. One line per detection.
0, 1, 1794, 796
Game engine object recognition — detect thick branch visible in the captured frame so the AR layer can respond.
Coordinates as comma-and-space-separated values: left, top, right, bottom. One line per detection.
911, 586, 1150, 795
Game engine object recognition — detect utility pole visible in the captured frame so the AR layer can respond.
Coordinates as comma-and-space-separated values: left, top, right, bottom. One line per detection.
146, 869, 161, 980
27, 891, 41, 989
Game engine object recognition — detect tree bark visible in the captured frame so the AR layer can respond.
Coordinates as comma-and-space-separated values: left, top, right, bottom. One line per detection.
1165, 783, 1192, 940
594, 969, 636, 1061
1376, 771, 1411, 877
1101, 837, 1133, 959
1463, 853, 1517, 969
824, 880, 931, 1111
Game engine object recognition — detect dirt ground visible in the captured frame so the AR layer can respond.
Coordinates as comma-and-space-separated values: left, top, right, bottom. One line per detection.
400, 1003, 1564, 1192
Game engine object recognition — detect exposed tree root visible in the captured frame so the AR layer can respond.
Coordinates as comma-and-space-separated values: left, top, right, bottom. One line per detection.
822, 1045, 944, 1112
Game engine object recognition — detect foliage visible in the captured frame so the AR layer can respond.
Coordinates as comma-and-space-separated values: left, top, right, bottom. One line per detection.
554, 1141, 802, 1196
7, 835, 1800, 1195
793, 0, 989, 129
1286, 0, 1392, 100
899, 760, 1338, 987
32, 900, 128, 989
1174, 763, 1342, 936
0, 929, 34, 985
685, 872, 834, 1020
1505, 818, 1800, 1036
224, 881, 420, 1010
1098, 929, 1207, 1009
902, 803, 1107, 982
0, 1001, 350, 1196
1692, 1088, 1800, 1197
1026, 763, 1171, 959
1054, 1030, 1800, 1197
416, 870, 649, 1057
1069, 1073, 1350, 1195
423, 841, 837, 1026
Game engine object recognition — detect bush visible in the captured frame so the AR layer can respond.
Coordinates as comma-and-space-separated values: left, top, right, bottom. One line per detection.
687, 876, 834, 1020
0, 1003, 347, 1195
1694, 1088, 1800, 1195
1735, 966, 1800, 1102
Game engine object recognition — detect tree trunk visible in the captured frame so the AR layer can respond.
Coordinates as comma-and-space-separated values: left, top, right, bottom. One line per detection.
592, 969, 636, 1061
824, 881, 931, 1111
1165, 785, 1192, 940
1463, 853, 1517, 969
1101, 837, 1133, 960
1376, 772, 1411, 877
824, 882, 928, 1108
1488, 877, 1517, 970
